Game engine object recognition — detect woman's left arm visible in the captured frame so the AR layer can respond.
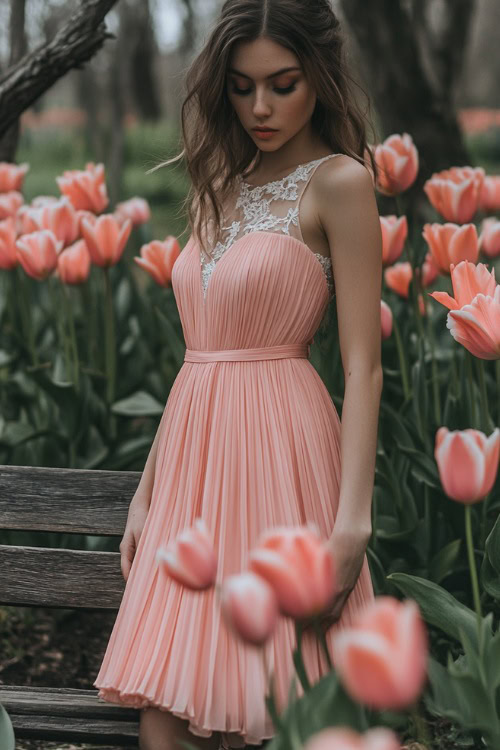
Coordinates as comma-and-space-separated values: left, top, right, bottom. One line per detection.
314, 155, 384, 627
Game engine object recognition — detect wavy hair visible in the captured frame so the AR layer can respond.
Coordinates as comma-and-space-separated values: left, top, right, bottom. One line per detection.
147, 0, 379, 260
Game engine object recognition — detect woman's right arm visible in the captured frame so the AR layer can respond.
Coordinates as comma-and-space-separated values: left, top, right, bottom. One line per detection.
119, 424, 162, 582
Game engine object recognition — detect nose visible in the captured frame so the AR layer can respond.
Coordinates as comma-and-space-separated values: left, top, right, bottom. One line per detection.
252, 86, 272, 118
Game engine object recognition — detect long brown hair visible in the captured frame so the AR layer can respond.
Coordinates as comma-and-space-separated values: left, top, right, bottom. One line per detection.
147, 0, 379, 260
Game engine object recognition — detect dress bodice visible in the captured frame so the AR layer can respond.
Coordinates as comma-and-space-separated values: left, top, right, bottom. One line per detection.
200, 154, 341, 301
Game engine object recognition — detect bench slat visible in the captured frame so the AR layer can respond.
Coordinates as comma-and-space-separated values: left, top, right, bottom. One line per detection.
0, 464, 141, 535
0, 545, 125, 608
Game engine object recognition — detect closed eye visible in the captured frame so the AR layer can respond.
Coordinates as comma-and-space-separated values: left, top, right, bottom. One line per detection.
230, 83, 297, 96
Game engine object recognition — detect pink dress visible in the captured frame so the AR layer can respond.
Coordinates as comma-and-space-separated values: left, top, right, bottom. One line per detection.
93, 153, 375, 748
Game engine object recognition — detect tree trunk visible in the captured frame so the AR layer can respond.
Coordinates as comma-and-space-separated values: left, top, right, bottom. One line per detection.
128, 0, 162, 121
0, 0, 27, 162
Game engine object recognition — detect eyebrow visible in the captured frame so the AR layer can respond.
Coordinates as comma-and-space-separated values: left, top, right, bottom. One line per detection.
227, 66, 301, 80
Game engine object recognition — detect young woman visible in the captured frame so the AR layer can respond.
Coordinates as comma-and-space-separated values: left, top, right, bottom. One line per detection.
94, 1, 383, 749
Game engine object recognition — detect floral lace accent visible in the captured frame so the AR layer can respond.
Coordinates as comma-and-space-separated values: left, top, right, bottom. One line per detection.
200, 156, 337, 300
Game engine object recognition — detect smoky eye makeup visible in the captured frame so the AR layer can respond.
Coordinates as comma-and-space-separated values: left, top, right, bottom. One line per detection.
228, 77, 299, 96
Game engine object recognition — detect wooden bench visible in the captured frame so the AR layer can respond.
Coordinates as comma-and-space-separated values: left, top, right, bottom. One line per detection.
0, 463, 142, 746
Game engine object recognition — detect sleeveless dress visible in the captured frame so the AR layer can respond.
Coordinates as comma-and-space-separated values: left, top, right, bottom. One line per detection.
93, 153, 375, 749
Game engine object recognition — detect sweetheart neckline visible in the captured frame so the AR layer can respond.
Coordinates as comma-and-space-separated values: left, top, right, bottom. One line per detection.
191, 230, 332, 306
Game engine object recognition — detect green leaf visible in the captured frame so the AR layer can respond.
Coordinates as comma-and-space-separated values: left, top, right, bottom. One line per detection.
112, 390, 165, 417
397, 445, 441, 487
480, 554, 500, 601
429, 539, 462, 584
386, 572, 478, 644
0, 704, 15, 750
485, 513, 500, 573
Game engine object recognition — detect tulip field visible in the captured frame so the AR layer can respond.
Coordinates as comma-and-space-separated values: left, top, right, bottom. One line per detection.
0, 121, 500, 750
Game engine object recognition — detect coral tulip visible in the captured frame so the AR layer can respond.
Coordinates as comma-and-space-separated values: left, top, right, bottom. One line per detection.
303, 726, 402, 750
374, 133, 419, 196
56, 162, 109, 214
134, 236, 181, 287
447, 286, 500, 359
0, 217, 18, 270
156, 518, 218, 590
380, 215, 407, 266
220, 572, 279, 645
0, 162, 29, 193
331, 596, 428, 710
479, 217, 500, 258
429, 259, 496, 311
435, 427, 500, 504
478, 175, 500, 214
81, 213, 132, 268
423, 166, 485, 223
248, 524, 336, 619
422, 223, 479, 274
380, 300, 393, 340
115, 197, 151, 227
33, 196, 80, 247
0, 191, 23, 220
56, 239, 92, 285
15, 229, 62, 280
384, 262, 412, 298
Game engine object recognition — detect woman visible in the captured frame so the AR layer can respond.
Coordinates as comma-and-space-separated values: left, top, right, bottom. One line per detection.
94, 1, 383, 749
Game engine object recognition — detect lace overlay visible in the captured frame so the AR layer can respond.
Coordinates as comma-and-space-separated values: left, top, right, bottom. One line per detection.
200, 154, 340, 301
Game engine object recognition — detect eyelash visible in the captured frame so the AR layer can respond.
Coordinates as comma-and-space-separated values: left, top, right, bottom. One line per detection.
230, 83, 297, 96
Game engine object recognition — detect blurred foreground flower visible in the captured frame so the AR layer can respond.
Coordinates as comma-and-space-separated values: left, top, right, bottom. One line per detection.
156, 518, 218, 590
248, 524, 336, 619
0, 191, 23, 220
303, 726, 402, 750
374, 133, 419, 196
330, 596, 428, 710
220, 572, 279, 645
435, 427, 500, 504
134, 236, 181, 286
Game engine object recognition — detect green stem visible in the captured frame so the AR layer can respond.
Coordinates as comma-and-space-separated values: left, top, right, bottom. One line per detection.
61, 282, 80, 392
496, 359, 500, 426
426, 303, 441, 426
409, 700, 433, 748
391, 314, 411, 401
293, 621, 311, 692
312, 620, 333, 670
464, 351, 478, 428
16, 267, 38, 366
464, 504, 483, 652
474, 358, 491, 434
103, 267, 116, 438
53, 276, 72, 380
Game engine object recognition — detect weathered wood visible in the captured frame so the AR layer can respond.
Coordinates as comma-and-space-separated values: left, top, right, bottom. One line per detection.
0, 545, 125, 608
0, 464, 140, 534
0, 685, 139, 718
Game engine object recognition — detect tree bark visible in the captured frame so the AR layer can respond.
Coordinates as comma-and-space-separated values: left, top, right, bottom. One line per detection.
0, 0, 27, 162
0, 0, 119, 145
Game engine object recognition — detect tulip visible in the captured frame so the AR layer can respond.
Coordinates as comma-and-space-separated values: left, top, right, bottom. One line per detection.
156, 518, 217, 590
422, 223, 479, 274
0, 191, 23, 220
478, 175, 500, 214
134, 236, 181, 286
434, 427, 500, 504
423, 166, 485, 223
0, 217, 18, 270
380, 300, 393, 340
33, 196, 80, 248
302, 726, 402, 750
248, 524, 336, 619
0, 162, 29, 193
330, 596, 428, 710
15, 229, 62, 280
384, 262, 412, 298
374, 133, 419, 196
419, 251, 440, 287
115, 197, 151, 227
56, 162, 109, 214
56, 239, 92, 285
220, 572, 279, 645
81, 213, 132, 268
429, 260, 496, 311
446, 286, 500, 359
380, 215, 407, 266
479, 217, 500, 258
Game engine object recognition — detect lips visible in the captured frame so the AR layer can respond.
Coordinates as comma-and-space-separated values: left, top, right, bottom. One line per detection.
253, 127, 277, 132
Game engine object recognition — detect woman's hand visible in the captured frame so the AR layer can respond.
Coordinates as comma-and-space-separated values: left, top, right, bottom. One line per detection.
119, 495, 150, 582
301, 525, 371, 634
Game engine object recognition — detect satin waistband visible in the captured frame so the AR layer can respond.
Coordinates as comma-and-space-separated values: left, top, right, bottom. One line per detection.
184, 342, 310, 362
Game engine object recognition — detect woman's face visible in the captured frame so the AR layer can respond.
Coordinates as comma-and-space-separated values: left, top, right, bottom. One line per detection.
226, 37, 317, 153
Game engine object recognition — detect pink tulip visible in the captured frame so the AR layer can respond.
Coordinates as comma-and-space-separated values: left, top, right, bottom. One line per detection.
0, 162, 29, 193
435, 427, 500, 504
56, 239, 92, 285
81, 213, 132, 268
15, 229, 62, 280
56, 162, 109, 214
33, 196, 80, 248
419, 251, 440, 287
156, 518, 218, 590
380, 300, 393, 340
248, 524, 336, 619
303, 726, 402, 750
423, 166, 485, 223
0, 191, 23, 220
422, 223, 479, 274
115, 197, 151, 227
134, 236, 181, 287
380, 215, 407, 266
478, 175, 500, 214
220, 572, 279, 645
429, 260, 496, 311
447, 285, 500, 359
479, 217, 500, 258
384, 262, 412, 298
374, 133, 419, 196
331, 596, 428, 710
0, 217, 18, 270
